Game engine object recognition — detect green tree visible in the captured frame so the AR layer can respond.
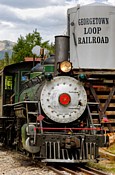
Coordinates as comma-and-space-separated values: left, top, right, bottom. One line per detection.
49, 42, 55, 55
4, 52, 10, 66
0, 59, 4, 70
0, 52, 10, 70
12, 29, 55, 63
41, 41, 55, 55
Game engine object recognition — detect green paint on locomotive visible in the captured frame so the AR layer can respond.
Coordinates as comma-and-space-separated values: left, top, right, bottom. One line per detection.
20, 83, 40, 101
44, 65, 54, 73
30, 72, 42, 79
21, 124, 27, 145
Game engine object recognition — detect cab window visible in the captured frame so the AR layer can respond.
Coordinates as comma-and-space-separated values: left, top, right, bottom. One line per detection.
5, 76, 13, 90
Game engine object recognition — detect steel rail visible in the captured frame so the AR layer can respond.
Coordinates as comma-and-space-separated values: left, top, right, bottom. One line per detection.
77, 166, 109, 175
48, 165, 109, 175
47, 166, 65, 175
60, 166, 79, 175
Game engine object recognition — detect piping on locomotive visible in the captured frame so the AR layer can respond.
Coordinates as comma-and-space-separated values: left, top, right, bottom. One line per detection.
0, 35, 108, 163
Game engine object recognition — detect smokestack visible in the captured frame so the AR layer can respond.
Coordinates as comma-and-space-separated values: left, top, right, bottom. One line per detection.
54, 35, 69, 74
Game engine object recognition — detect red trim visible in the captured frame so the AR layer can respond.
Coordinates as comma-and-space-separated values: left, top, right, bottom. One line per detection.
92, 85, 105, 88
24, 57, 41, 62
36, 127, 104, 131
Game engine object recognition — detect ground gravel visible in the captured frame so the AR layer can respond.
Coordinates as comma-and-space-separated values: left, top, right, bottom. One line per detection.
0, 148, 56, 175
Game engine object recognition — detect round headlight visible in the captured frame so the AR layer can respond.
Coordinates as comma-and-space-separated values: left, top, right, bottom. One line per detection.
60, 61, 72, 73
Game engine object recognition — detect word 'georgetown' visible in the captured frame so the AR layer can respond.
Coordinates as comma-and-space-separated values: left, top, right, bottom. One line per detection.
78, 18, 109, 25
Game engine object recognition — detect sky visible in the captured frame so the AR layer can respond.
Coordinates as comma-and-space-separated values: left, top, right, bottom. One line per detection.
0, 0, 115, 43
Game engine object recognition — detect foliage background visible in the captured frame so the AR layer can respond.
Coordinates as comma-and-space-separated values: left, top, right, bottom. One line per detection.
0, 29, 55, 70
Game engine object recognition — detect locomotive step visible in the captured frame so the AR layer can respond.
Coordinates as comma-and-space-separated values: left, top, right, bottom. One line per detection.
93, 124, 101, 126
28, 112, 38, 115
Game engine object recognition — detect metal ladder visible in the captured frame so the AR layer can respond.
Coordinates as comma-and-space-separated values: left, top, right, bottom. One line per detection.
25, 101, 38, 129
25, 100, 43, 134
87, 102, 101, 133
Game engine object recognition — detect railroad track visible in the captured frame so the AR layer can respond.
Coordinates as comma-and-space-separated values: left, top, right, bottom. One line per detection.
47, 165, 109, 175
0, 146, 112, 175
77, 165, 109, 175
48, 165, 78, 175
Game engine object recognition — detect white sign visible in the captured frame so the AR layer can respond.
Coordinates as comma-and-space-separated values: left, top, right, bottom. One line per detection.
68, 3, 115, 69
32, 45, 41, 56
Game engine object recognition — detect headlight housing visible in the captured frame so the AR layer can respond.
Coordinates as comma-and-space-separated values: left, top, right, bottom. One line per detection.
59, 61, 72, 73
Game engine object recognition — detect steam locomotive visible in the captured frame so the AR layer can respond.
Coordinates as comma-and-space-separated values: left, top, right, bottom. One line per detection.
0, 35, 107, 163
1, 2, 114, 163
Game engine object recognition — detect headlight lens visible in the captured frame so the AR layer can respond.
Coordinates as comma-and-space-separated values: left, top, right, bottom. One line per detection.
60, 61, 72, 73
